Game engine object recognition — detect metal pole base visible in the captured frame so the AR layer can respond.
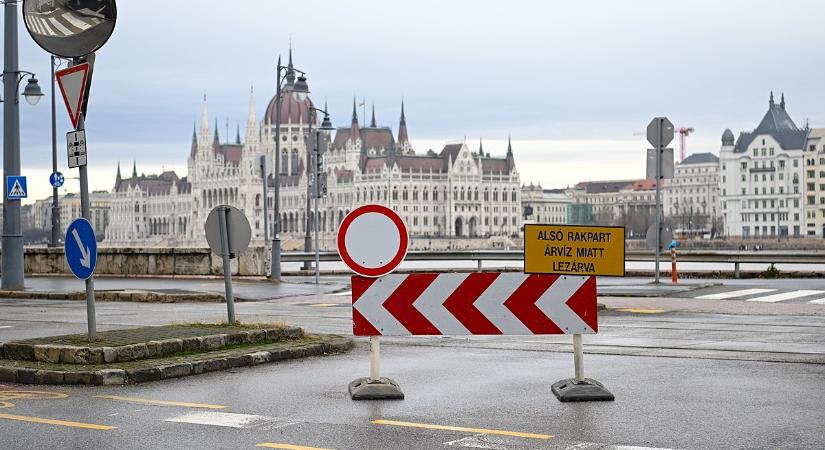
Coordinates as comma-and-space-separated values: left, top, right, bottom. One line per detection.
551, 378, 614, 402
348, 377, 404, 400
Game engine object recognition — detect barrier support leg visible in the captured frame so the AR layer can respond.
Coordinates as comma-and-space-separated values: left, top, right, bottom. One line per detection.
348, 336, 404, 400
551, 334, 614, 402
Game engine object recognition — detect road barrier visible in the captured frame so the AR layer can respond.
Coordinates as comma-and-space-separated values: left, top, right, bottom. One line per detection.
348, 273, 613, 402
671, 248, 678, 284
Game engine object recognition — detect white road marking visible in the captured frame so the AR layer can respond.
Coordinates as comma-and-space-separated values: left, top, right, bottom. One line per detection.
443, 435, 679, 450
747, 290, 825, 303
61, 12, 92, 30
809, 298, 825, 304
0, 326, 12, 329
47, 17, 72, 36
696, 288, 776, 300
164, 411, 270, 429
330, 290, 351, 296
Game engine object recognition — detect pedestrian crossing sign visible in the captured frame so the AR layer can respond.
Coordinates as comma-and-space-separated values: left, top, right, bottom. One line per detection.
6, 176, 27, 200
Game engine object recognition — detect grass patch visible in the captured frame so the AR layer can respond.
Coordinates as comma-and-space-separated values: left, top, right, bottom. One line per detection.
10, 323, 291, 348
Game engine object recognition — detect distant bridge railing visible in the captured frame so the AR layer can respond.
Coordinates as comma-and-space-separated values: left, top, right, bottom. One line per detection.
280, 250, 825, 277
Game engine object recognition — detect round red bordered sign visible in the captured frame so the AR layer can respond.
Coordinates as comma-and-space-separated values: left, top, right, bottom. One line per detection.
337, 204, 408, 277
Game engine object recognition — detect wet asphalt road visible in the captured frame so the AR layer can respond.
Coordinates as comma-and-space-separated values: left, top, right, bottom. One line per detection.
1, 282, 825, 449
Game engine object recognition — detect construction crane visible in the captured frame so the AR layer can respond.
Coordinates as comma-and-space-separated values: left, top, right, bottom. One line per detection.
633, 127, 695, 162
675, 127, 694, 162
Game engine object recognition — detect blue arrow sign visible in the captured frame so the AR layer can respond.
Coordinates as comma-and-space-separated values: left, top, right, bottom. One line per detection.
49, 171, 65, 188
65, 218, 97, 280
6, 176, 27, 200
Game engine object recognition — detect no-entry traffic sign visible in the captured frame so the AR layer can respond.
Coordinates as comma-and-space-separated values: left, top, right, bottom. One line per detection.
337, 204, 408, 278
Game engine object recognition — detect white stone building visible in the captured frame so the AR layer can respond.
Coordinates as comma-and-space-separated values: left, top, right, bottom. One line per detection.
568, 179, 658, 238
803, 128, 825, 238
662, 152, 721, 235
719, 93, 808, 239
30, 191, 111, 241
105, 52, 521, 248
521, 184, 571, 225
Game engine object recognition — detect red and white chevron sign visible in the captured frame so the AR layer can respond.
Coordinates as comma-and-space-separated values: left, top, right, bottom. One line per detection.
352, 273, 597, 336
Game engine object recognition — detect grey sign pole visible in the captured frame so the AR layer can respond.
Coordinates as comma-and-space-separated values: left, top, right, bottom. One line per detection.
655, 120, 662, 283
260, 156, 268, 242
647, 117, 673, 284
74, 55, 97, 339
50, 55, 61, 247
217, 207, 236, 324
76, 112, 97, 339
314, 130, 320, 285
2, 1, 24, 290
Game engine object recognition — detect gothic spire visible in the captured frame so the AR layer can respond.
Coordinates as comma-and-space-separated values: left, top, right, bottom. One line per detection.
199, 94, 210, 144
780, 92, 786, 110
116, 161, 121, 181
370, 103, 377, 127
478, 137, 484, 154
190, 122, 198, 157
236, 124, 241, 144
507, 135, 513, 155
351, 97, 358, 123
350, 97, 361, 142
285, 45, 296, 87
770, 91, 775, 107
132, 160, 137, 178
397, 100, 409, 145
213, 119, 219, 142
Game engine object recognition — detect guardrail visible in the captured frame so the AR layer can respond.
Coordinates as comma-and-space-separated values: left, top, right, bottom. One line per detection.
280, 250, 825, 277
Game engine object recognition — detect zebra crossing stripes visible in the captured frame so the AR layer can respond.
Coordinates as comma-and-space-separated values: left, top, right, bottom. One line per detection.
810, 298, 825, 305
25, 12, 101, 38
746, 290, 825, 303
696, 288, 775, 300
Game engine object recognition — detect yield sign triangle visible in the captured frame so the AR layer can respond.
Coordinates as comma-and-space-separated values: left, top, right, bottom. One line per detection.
56, 63, 90, 130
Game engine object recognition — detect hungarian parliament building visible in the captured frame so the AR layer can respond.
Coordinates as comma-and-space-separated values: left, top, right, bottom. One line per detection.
104, 54, 522, 249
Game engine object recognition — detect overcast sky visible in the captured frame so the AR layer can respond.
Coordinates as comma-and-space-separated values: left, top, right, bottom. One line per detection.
5, 0, 825, 203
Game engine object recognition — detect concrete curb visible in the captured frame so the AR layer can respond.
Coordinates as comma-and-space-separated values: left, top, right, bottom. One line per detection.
0, 289, 227, 303
0, 336, 353, 386
1, 327, 303, 364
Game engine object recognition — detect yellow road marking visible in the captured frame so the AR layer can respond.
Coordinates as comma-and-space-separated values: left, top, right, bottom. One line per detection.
617, 308, 665, 314
94, 395, 226, 409
0, 412, 115, 430
310, 303, 337, 307
256, 444, 334, 450
371, 419, 552, 440
0, 389, 68, 408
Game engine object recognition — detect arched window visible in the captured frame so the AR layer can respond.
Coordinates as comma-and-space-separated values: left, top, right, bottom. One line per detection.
412, 188, 418, 201
474, 188, 479, 201
493, 189, 499, 202
484, 188, 489, 202
460, 187, 465, 201
433, 189, 438, 201
255, 194, 261, 207
423, 190, 429, 201
393, 187, 398, 201
402, 188, 408, 201
281, 150, 288, 174
291, 149, 299, 175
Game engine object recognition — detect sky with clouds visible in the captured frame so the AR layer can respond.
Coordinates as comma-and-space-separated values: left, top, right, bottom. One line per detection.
4, 0, 825, 203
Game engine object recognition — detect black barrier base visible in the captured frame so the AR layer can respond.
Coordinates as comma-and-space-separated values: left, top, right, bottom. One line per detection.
349, 377, 404, 400
551, 378, 615, 402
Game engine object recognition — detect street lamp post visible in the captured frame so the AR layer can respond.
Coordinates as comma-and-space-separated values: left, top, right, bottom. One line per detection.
270, 56, 309, 281
308, 104, 333, 284
3, 0, 44, 290
50, 55, 68, 247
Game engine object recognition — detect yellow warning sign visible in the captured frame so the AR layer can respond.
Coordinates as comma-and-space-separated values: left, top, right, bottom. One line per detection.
524, 224, 625, 276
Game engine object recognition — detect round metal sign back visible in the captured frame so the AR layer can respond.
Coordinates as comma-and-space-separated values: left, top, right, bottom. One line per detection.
204, 205, 252, 259
22, 0, 117, 58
